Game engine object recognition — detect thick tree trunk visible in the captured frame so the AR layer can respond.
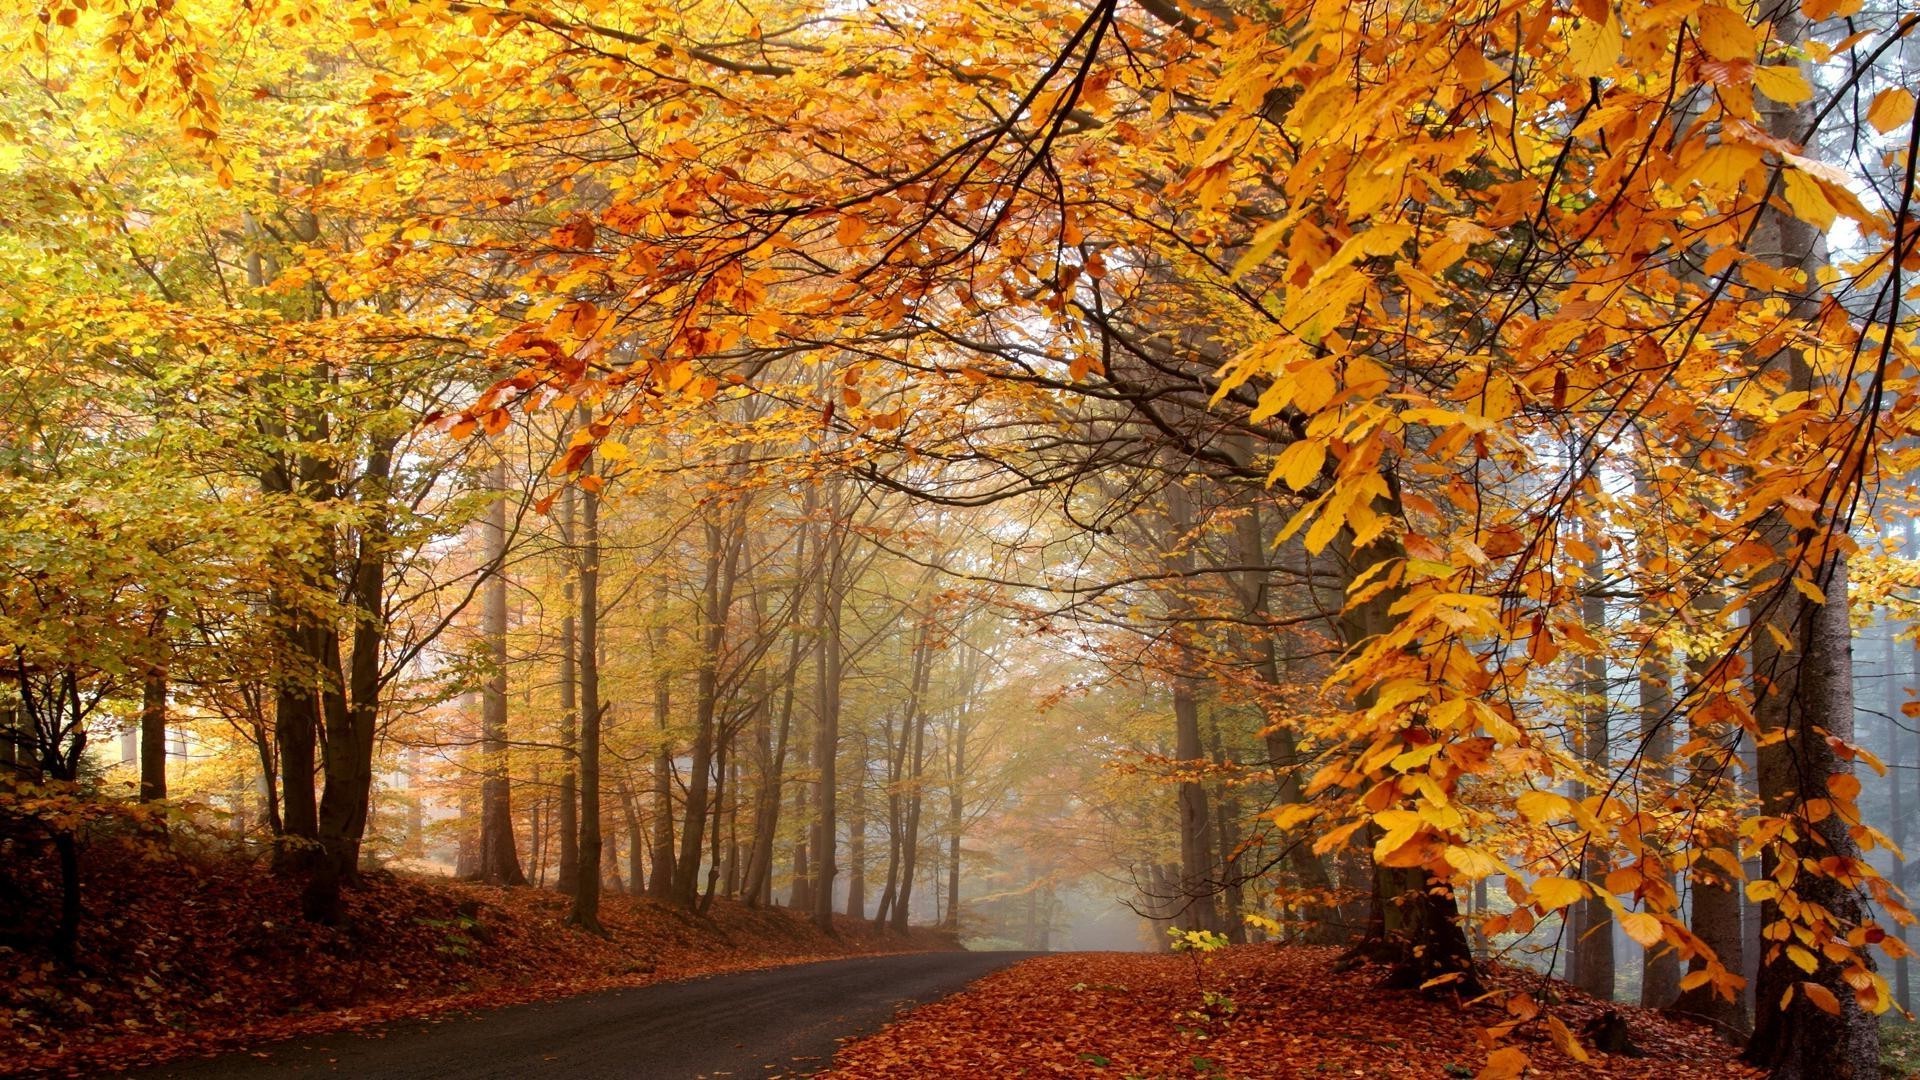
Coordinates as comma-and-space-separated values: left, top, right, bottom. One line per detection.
1338, 476, 1477, 992
1745, 553, 1878, 1077
1740, 19, 1879, 1072
1164, 481, 1220, 933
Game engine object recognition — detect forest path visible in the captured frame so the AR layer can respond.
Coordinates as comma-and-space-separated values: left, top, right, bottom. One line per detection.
120, 950, 1039, 1079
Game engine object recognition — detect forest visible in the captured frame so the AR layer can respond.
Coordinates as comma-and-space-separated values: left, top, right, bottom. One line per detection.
0, 0, 1916, 1076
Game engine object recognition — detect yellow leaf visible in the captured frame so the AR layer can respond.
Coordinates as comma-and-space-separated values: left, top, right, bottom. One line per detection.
1270, 439, 1326, 492
1547, 1015, 1591, 1063
1695, 5, 1757, 61
1868, 89, 1914, 136
1533, 876, 1587, 911
1752, 65, 1813, 104
1293, 360, 1338, 414
1787, 944, 1819, 973
1792, 576, 1828, 604
597, 440, 630, 461
1780, 170, 1838, 231
1444, 845, 1505, 880
1516, 789, 1570, 824
1621, 911, 1663, 948
1564, 15, 1620, 79
1269, 803, 1318, 830
1372, 809, 1423, 861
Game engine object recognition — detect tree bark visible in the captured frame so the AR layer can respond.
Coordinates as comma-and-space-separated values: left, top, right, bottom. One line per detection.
568, 457, 604, 933
478, 455, 529, 888
556, 486, 581, 896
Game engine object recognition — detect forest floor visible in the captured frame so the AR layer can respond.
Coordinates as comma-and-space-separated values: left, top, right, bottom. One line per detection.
0, 835, 957, 1078
819, 946, 1762, 1079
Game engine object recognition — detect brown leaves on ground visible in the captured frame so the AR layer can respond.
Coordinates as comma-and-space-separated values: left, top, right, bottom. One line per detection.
0, 837, 955, 1078
821, 946, 1758, 1079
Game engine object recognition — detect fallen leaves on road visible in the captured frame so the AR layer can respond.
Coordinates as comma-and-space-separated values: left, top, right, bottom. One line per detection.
0, 838, 954, 1078
821, 947, 1760, 1079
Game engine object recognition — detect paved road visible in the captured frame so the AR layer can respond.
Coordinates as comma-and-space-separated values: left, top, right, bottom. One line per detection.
122, 951, 1036, 1079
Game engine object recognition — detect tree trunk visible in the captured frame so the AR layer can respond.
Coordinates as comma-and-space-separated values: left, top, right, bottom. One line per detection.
1571, 533, 1615, 1000
1740, 18, 1879, 1072
139, 609, 168, 803
647, 608, 676, 899
810, 507, 845, 933
674, 509, 745, 908
568, 459, 604, 933
477, 456, 528, 887
556, 486, 581, 896
1164, 480, 1220, 934
891, 629, 932, 934
1636, 469, 1681, 1009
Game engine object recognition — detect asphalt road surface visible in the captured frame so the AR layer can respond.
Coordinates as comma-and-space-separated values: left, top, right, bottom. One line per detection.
122, 951, 1037, 1079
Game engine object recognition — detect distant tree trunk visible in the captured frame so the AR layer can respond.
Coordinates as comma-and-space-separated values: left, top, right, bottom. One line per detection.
811, 499, 847, 933
1571, 534, 1615, 1000
1888, 618, 1912, 1012
945, 688, 966, 932
891, 631, 931, 934
1211, 725, 1246, 945
647, 608, 676, 899
556, 487, 581, 897
139, 613, 168, 803
618, 776, 646, 896
478, 456, 528, 889
790, 735, 812, 911
568, 458, 604, 933
674, 507, 746, 908
1637, 470, 1680, 1009
846, 729, 868, 920
744, 626, 801, 907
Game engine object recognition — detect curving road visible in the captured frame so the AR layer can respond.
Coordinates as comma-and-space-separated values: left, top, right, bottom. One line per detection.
122, 951, 1036, 1080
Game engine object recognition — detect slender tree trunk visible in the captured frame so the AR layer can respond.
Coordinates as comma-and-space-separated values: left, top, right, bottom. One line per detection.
140, 608, 168, 803
674, 509, 745, 907
1211, 725, 1246, 944
846, 729, 867, 920
477, 456, 528, 887
1571, 534, 1615, 1000
811, 503, 845, 933
1673, 588, 1751, 1037
647, 610, 676, 899
556, 487, 581, 896
1637, 469, 1681, 1009
891, 632, 932, 934
568, 459, 604, 933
